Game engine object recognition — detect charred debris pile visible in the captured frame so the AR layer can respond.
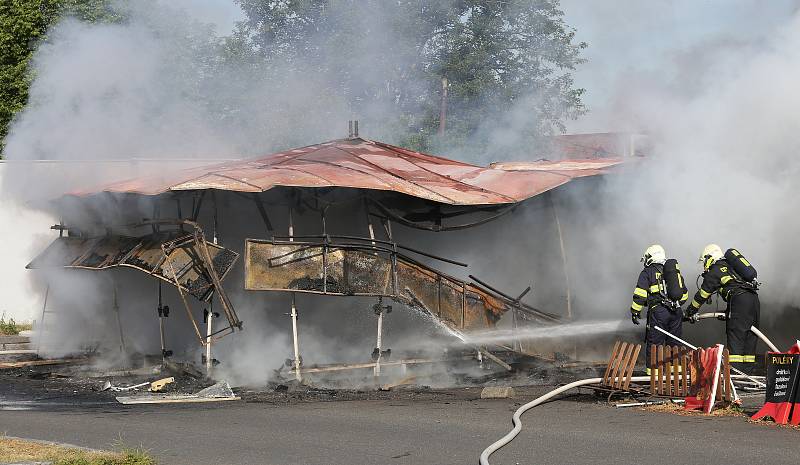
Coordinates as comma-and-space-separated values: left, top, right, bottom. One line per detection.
22, 131, 624, 391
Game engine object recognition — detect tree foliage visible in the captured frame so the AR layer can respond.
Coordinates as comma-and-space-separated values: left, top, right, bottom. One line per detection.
233, 0, 587, 157
1, 0, 586, 160
0, 0, 119, 155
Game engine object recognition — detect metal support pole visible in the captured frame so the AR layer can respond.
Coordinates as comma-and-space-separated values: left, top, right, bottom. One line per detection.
204, 304, 217, 375
112, 285, 126, 360
157, 281, 170, 363
291, 296, 301, 382
35, 285, 50, 355
374, 307, 384, 377
511, 307, 519, 353
205, 310, 213, 371
288, 205, 301, 381
205, 195, 219, 375
365, 201, 377, 252
546, 192, 572, 319
322, 208, 327, 294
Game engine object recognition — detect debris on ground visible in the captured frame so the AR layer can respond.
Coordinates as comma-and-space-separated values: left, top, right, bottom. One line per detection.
149, 377, 175, 392
380, 375, 417, 391
480, 386, 515, 399
116, 380, 238, 405
642, 401, 747, 418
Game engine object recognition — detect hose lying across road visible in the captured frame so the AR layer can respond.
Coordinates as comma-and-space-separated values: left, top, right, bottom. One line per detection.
479, 317, 779, 465
478, 373, 762, 465
478, 375, 650, 465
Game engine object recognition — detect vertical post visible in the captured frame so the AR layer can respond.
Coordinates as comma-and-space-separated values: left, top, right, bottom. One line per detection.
650, 344, 656, 395
706, 344, 725, 414
35, 285, 50, 356
321, 208, 327, 294
112, 284, 126, 360
384, 219, 398, 297
365, 200, 376, 251
158, 281, 167, 364
205, 310, 213, 371
374, 306, 383, 377
291, 296, 301, 382
288, 205, 301, 382
461, 282, 467, 329
546, 191, 575, 359
206, 195, 218, 375
176, 196, 184, 232
546, 192, 572, 319
288, 207, 294, 238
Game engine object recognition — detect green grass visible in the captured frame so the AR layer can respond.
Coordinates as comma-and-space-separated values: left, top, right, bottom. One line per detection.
0, 437, 156, 464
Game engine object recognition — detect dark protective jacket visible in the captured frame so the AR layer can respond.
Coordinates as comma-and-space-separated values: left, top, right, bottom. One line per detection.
689, 259, 757, 312
631, 263, 689, 315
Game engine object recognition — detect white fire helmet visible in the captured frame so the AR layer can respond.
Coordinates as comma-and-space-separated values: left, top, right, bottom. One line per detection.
641, 244, 666, 266
699, 243, 724, 270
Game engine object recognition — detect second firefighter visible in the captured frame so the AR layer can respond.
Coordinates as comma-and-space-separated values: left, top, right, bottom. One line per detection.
630, 244, 689, 372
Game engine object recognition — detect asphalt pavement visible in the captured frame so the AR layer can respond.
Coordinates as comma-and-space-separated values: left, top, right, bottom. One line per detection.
2, 389, 798, 465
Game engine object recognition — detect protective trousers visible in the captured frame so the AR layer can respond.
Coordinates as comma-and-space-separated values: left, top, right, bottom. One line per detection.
645, 305, 683, 368
726, 291, 760, 374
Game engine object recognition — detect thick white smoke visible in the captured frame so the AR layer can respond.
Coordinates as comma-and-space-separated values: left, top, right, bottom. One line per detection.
555, 0, 800, 348
3, 0, 800, 385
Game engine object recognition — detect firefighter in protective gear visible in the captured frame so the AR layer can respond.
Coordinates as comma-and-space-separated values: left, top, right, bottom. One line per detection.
687, 243, 761, 373
630, 245, 689, 373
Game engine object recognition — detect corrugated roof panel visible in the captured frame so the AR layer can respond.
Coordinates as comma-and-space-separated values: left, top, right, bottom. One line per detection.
66, 139, 620, 206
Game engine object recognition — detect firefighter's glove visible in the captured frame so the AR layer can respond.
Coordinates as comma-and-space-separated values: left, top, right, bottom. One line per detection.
684, 311, 699, 324
631, 312, 641, 325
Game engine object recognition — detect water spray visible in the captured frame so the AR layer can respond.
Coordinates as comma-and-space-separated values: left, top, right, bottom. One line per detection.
463, 320, 628, 346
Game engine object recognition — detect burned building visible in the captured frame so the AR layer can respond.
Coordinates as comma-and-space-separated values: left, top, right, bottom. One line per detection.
27, 132, 621, 382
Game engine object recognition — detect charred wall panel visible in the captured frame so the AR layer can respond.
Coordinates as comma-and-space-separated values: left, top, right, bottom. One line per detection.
28, 234, 238, 302
244, 239, 511, 331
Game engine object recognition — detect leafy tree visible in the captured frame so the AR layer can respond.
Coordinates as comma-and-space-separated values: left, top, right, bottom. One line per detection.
234, 0, 586, 159
0, 0, 119, 156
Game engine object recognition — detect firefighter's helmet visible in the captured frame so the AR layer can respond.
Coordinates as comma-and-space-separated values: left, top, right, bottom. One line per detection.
641, 244, 666, 266
699, 243, 723, 271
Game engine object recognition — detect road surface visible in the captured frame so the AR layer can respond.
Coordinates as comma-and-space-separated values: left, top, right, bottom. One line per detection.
1, 388, 797, 465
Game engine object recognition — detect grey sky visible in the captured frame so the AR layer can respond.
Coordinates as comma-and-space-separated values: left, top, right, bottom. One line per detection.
560, 0, 798, 132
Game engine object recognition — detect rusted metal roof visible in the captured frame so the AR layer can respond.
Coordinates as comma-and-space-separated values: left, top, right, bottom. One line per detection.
488, 158, 623, 178
69, 138, 619, 206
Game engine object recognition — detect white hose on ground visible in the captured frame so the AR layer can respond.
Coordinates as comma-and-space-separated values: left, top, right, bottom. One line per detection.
479, 373, 757, 465
479, 375, 651, 465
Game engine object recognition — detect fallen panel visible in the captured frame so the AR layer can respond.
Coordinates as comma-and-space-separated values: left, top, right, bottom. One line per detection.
28, 233, 238, 302
27, 222, 243, 344
115, 380, 238, 404
115, 394, 240, 404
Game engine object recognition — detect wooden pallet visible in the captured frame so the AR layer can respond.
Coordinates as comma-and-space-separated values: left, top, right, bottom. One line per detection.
601, 341, 641, 391
649, 345, 690, 396
650, 345, 732, 402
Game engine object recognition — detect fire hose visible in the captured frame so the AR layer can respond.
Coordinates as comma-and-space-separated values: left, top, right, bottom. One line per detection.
478, 373, 759, 465
693, 313, 779, 351
479, 314, 778, 465
479, 375, 649, 465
